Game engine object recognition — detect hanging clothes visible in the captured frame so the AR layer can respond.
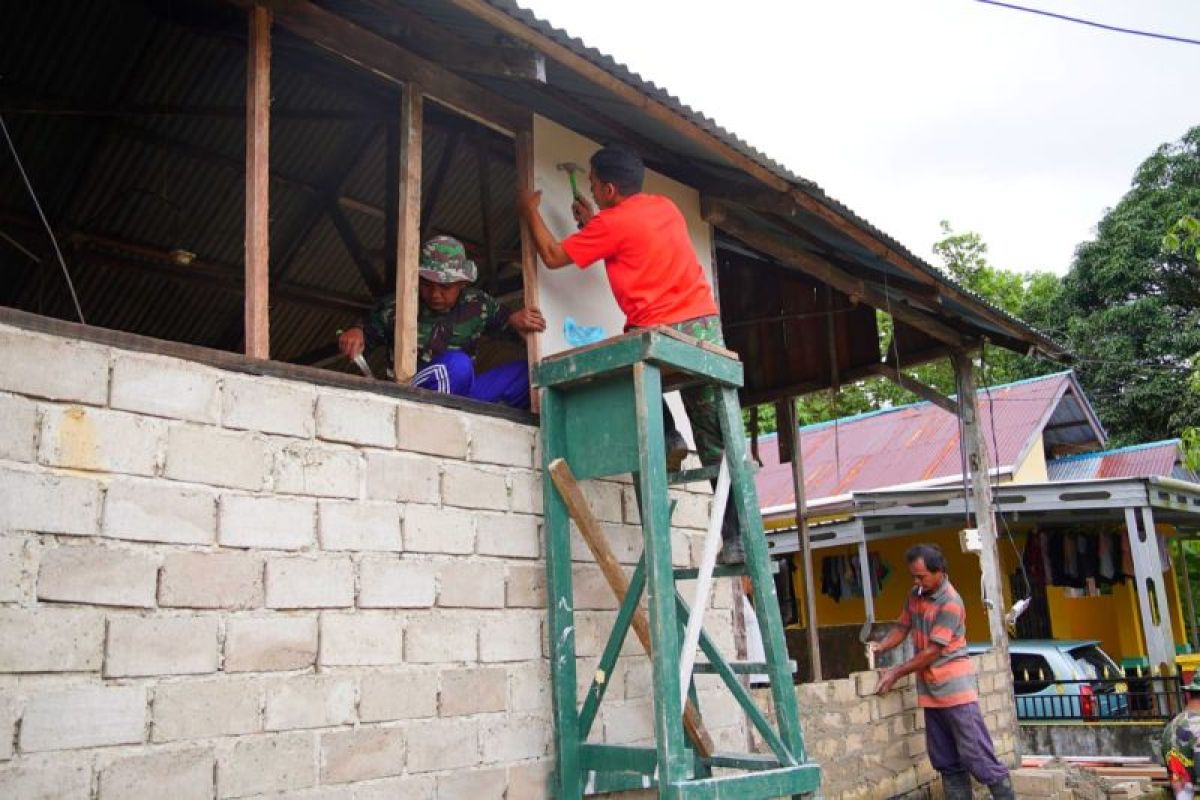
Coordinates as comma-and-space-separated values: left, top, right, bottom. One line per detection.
1098, 532, 1116, 581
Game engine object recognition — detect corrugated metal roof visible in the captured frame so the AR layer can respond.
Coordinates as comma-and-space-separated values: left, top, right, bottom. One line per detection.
756, 371, 1105, 508
1047, 440, 1198, 483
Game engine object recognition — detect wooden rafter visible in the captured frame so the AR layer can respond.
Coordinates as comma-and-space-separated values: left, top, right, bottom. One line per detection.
244, 4, 271, 359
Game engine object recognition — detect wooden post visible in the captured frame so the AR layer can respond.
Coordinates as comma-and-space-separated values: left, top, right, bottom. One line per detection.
951, 352, 1007, 646
1178, 539, 1199, 650
515, 126, 541, 410
244, 4, 271, 359
391, 83, 422, 382
779, 398, 821, 681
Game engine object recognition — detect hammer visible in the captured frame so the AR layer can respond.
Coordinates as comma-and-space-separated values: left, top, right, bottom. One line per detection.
556, 161, 585, 201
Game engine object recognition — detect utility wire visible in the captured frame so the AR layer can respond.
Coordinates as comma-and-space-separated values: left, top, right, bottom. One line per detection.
976, 0, 1200, 47
0, 112, 85, 324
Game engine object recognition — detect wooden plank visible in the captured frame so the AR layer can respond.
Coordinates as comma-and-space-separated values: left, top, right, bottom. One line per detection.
244, 4, 271, 359
666, 763, 822, 799
872, 362, 959, 415
515, 126, 541, 410
239, 0, 525, 133
703, 199, 968, 349
391, 83, 422, 382
548, 458, 715, 757
779, 399, 821, 682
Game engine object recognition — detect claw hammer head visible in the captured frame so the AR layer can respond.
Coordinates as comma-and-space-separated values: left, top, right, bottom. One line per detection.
556, 161, 585, 200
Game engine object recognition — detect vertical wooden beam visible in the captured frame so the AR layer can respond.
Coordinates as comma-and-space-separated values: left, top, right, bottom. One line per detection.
515, 125, 541, 409
244, 4, 271, 359
779, 398, 821, 681
391, 83, 422, 382
951, 352, 1007, 646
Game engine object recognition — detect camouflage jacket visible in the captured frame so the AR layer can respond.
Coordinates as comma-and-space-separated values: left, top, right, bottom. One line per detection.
361, 288, 512, 366
1162, 709, 1200, 784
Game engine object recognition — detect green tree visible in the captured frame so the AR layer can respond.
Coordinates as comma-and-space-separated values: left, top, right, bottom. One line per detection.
1059, 127, 1200, 447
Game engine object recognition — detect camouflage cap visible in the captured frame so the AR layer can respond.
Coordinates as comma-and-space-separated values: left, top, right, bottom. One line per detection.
418, 236, 477, 284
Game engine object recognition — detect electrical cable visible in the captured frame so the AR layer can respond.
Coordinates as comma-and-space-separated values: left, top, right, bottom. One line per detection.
976, 0, 1200, 47
0, 112, 85, 324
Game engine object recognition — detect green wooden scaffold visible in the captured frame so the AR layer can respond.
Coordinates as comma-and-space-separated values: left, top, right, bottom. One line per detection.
535, 327, 822, 799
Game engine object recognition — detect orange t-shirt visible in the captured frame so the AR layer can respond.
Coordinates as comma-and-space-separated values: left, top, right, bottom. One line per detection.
560, 193, 718, 328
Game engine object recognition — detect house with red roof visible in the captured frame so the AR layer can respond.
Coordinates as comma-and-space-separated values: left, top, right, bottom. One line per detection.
756, 370, 1199, 680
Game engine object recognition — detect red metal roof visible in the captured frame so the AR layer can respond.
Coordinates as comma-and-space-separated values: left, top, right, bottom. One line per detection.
1047, 440, 1193, 482
755, 371, 1099, 509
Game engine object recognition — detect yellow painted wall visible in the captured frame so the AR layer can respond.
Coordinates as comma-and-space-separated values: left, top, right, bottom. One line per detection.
1011, 436, 1049, 484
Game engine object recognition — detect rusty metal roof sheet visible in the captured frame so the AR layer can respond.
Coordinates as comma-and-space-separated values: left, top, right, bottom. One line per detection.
1047, 440, 1198, 483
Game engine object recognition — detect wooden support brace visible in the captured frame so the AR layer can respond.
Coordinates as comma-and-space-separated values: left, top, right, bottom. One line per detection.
871, 362, 959, 415
391, 83, 422, 382
515, 126, 542, 411
548, 458, 715, 757
243, 4, 271, 359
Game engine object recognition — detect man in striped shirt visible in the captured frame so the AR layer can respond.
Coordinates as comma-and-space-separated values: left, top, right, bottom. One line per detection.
870, 544, 1013, 800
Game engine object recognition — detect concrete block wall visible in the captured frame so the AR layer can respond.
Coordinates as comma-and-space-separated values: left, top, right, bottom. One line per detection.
783, 649, 1020, 799
0, 321, 743, 799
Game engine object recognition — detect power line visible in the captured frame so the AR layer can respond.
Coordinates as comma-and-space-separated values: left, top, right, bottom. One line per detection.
975, 0, 1200, 47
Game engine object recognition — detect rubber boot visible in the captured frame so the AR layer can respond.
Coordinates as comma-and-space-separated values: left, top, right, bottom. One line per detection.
941, 771, 973, 800
987, 776, 1015, 800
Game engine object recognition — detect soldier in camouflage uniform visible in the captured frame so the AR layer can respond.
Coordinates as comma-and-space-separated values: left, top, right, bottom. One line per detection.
517, 144, 744, 562
1163, 674, 1200, 800
339, 236, 545, 409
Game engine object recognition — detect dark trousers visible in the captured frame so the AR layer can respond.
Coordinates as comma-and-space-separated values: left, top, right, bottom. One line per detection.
924, 702, 1009, 785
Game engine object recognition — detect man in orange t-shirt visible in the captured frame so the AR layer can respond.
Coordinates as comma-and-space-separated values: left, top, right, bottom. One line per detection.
517, 144, 743, 562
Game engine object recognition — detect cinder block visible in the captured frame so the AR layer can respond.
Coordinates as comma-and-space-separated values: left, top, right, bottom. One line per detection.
0, 468, 101, 536
356, 775, 436, 800
153, 678, 262, 742
508, 470, 542, 515
318, 500, 401, 551
442, 462, 508, 510
360, 669, 438, 722
405, 719, 480, 772
364, 451, 441, 504
404, 504, 474, 554
0, 692, 15, 760
37, 545, 159, 608
110, 353, 220, 423
509, 662, 550, 714
316, 392, 397, 448
265, 675, 355, 731
856, 670, 882, 697
603, 702, 654, 745
0, 328, 109, 404
0, 537, 32, 603
0, 392, 37, 461
573, 564, 618, 611
99, 747, 214, 800
224, 616, 317, 673
583, 481, 624, 524
405, 614, 476, 663
671, 492, 712, 530
441, 667, 507, 716
505, 564, 546, 608
0, 608, 103, 672
358, 557, 435, 608
0, 756, 92, 799
274, 442, 360, 499
479, 613, 541, 663
38, 405, 164, 476
438, 767, 507, 800
105, 616, 219, 677
265, 556, 354, 609
1012, 768, 1067, 796
222, 375, 315, 437
218, 732, 316, 799
165, 425, 270, 491
20, 686, 145, 752
103, 478, 216, 544
160, 551, 263, 609
219, 493, 315, 550
319, 613, 404, 666
481, 715, 548, 762
468, 417, 535, 468
476, 513, 540, 559
320, 725, 406, 784
508, 760, 553, 800
437, 560, 505, 608
396, 403, 469, 458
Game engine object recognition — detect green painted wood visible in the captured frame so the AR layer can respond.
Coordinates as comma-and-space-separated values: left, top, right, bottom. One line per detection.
671, 562, 777, 580
704, 752, 782, 771
668, 465, 721, 485
715, 385, 809, 763
580, 743, 659, 774
692, 660, 797, 675
632, 362, 691, 787
535, 330, 742, 391
578, 556, 646, 740
560, 375, 641, 479
643, 333, 743, 387
664, 764, 822, 799
589, 772, 657, 794
541, 386, 583, 799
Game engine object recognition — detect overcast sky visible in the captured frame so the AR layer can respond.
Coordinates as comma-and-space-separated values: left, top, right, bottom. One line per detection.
514, 0, 1200, 276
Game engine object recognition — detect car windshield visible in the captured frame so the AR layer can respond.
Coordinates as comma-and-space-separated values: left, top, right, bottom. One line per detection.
1068, 645, 1120, 681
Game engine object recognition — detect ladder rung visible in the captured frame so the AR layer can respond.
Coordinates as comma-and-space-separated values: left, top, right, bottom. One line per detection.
673, 560, 778, 580
668, 465, 720, 484
692, 660, 797, 675
704, 752, 782, 771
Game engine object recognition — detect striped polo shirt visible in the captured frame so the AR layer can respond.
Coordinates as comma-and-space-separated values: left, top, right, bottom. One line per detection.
897, 576, 978, 708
